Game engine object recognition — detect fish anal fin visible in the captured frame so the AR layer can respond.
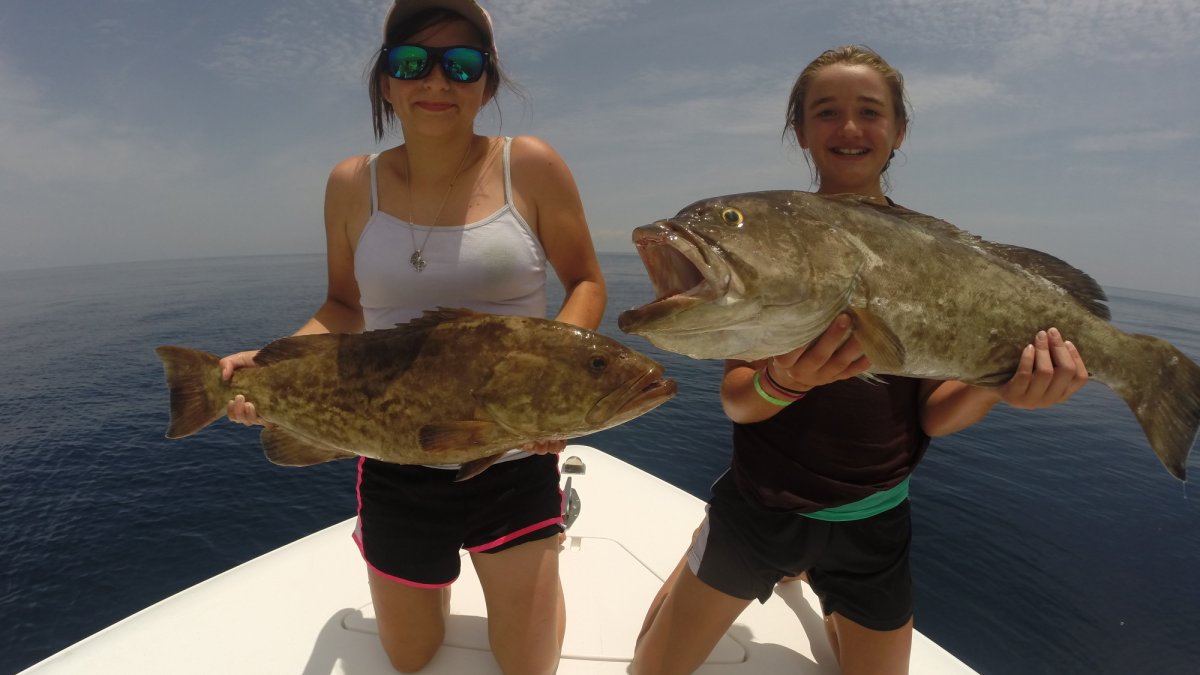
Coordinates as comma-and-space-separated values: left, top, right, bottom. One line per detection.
261, 427, 356, 466
967, 369, 1015, 388
418, 421, 499, 453
848, 308, 906, 372
454, 453, 507, 481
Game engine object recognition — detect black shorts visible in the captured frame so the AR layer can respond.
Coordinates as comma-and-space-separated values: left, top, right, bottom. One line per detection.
688, 470, 913, 631
352, 454, 563, 587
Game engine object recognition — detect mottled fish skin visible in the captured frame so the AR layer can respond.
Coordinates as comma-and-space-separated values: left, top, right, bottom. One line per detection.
157, 308, 677, 477
617, 191, 1200, 480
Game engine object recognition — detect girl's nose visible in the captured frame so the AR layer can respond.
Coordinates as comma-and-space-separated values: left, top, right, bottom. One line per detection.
422, 63, 452, 89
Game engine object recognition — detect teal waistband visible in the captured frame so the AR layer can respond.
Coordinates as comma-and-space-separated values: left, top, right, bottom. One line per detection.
800, 476, 911, 522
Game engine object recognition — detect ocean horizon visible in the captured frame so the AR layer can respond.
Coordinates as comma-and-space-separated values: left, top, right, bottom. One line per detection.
1, 252, 1198, 674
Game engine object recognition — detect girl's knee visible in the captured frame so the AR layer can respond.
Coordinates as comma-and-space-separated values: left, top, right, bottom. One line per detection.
380, 638, 441, 673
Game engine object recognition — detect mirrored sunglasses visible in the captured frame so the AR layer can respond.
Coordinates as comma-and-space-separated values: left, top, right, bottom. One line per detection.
384, 44, 490, 83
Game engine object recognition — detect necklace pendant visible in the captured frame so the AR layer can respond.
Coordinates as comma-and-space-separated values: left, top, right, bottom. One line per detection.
409, 251, 427, 272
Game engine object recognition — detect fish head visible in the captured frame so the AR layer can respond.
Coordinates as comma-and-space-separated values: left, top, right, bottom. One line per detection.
617, 191, 865, 360
475, 323, 677, 439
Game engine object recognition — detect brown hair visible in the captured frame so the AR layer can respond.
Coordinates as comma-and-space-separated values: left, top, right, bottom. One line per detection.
367, 8, 519, 141
783, 45, 912, 186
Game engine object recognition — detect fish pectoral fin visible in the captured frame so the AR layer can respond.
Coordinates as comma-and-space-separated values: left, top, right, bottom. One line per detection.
454, 453, 507, 482
849, 308, 906, 372
418, 421, 499, 453
260, 427, 357, 466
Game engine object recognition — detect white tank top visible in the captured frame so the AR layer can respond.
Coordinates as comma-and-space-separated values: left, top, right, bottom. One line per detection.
354, 137, 546, 467
355, 137, 547, 332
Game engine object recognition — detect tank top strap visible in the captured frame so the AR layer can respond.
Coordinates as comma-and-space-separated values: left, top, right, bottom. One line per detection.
367, 152, 381, 215
502, 136, 515, 207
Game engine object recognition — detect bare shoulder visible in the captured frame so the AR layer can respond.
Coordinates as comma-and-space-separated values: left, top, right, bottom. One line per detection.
324, 153, 376, 249
327, 153, 373, 193
324, 153, 376, 219
508, 135, 571, 176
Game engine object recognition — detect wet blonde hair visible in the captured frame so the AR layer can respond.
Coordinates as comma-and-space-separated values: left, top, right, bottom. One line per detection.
783, 45, 912, 188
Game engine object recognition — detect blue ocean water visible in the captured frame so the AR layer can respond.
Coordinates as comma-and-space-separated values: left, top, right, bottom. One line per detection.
1, 252, 1198, 674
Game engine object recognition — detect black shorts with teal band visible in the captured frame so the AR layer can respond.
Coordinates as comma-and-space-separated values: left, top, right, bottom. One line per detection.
688, 470, 913, 631
353, 453, 563, 588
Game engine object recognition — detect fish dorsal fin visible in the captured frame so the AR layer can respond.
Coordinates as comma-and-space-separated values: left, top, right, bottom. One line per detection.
975, 243, 1111, 320
849, 199, 1111, 321
260, 426, 357, 466
396, 307, 481, 331
254, 333, 342, 367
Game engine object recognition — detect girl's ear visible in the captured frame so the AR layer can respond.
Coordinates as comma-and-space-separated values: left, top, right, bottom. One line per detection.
893, 123, 906, 151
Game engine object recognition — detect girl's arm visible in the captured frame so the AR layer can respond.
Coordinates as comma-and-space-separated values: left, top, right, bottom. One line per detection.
720, 314, 871, 424
511, 136, 606, 331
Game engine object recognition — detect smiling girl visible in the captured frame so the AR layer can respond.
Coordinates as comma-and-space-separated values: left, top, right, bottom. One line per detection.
218, 2, 605, 673
632, 45, 1088, 675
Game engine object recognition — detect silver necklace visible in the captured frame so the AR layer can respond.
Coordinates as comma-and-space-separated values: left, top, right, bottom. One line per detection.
406, 141, 473, 273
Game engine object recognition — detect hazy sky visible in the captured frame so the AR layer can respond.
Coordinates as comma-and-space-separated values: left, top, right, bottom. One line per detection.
1, 0, 1197, 297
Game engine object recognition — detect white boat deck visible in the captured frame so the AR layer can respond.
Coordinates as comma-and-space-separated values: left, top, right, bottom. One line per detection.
20, 445, 977, 674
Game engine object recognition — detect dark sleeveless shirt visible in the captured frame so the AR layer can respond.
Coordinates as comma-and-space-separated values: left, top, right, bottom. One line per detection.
730, 375, 930, 513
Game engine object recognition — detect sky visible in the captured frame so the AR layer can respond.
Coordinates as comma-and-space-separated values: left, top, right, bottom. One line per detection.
1, 0, 1197, 297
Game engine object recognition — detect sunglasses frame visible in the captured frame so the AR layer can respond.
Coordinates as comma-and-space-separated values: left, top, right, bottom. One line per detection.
383, 44, 491, 84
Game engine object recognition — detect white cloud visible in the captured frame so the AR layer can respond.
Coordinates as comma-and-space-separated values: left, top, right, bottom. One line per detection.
0, 58, 200, 185
1072, 130, 1198, 153
202, 0, 653, 87
492, 0, 650, 51
906, 73, 1004, 111
860, 0, 1200, 66
204, 0, 383, 87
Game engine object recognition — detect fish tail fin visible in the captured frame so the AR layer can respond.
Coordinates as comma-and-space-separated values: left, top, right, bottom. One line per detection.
1113, 335, 1200, 481
155, 345, 227, 439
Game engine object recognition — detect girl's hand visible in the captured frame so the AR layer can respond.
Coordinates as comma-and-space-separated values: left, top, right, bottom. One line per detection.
218, 350, 269, 426
998, 327, 1088, 409
766, 314, 873, 391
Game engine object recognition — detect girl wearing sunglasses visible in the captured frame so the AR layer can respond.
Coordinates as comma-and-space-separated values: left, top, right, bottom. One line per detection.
632, 45, 1089, 675
219, 1, 605, 673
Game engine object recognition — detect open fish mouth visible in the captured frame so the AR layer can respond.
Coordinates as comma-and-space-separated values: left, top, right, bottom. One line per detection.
617, 220, 730, 332
587, 365, 677, 427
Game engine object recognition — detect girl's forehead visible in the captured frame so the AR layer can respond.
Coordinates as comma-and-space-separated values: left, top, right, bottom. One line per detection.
408, 18, 483, 46
808, 64, 891, 100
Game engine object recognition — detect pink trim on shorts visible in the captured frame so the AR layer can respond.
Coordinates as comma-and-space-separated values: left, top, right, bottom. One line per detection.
462, 457, 566, 553
352, 457, 456, 589
464, 515, 564, 553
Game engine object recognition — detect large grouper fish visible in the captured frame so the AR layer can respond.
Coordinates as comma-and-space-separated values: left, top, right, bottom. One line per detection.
157, 308, 676, 480
617, 191, 1200, 480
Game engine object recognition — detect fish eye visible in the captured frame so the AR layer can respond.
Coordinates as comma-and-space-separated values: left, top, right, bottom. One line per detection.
720, 208, 744, 227
588, 353, 608, 373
